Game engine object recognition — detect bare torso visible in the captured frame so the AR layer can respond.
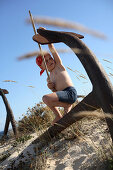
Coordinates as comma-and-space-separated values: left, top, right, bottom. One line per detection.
50, 64, 74, 91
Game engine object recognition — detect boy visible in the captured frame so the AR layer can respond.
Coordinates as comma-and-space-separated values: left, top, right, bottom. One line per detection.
35, 29, 77, 125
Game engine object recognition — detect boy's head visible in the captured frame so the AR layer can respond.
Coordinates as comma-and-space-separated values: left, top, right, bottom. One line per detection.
36, 52, 55, 75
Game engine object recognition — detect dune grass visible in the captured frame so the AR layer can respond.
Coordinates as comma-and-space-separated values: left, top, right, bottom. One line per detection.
16, 104, 113, 169
1, 99, 113, 169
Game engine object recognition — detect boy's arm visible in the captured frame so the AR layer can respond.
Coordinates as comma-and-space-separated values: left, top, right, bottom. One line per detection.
48, 44, 62, 65
38, 27, 62, 65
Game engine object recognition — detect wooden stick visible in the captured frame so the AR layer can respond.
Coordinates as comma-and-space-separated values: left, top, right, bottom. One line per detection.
29, 10, 50, 79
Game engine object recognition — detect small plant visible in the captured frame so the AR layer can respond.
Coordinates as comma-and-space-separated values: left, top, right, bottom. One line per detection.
108, 157, 113, 170
12, 135, 32, 148
16, 135, 32, 143
0, 152, 11, 162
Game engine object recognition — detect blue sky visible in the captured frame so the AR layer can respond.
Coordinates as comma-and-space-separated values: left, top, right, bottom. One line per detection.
0, 0, 113, 131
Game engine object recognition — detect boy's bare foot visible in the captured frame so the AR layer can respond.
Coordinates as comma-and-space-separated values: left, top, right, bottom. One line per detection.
64, 104, 72, 115
52, 115, 62, 125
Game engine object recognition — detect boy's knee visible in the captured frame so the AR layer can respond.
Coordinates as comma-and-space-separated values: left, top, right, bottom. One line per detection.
42, 95, 49, 104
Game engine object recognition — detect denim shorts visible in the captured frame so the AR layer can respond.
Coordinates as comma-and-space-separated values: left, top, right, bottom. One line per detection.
56, 86, 77, 104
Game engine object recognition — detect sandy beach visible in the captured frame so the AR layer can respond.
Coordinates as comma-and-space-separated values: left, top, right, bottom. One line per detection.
0, 114, 112, 170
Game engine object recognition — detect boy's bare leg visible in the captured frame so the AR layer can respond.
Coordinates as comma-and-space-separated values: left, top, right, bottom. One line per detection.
48, 106, 63, 125
42, 92, 73, 124
52, 111, 62, 125
64, 104, 72, 115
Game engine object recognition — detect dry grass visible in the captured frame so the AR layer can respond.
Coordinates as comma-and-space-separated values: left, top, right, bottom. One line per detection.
26, 16, 107, 39
32, 112, 113, 170
67, 66, 87, 81
2, 80, 17, 83
17, 102, 54, 134
17, 51, 41, 60
17, 48, 83, 60
17, 104, 113, 169
1, 101, 113, 169
107, 66, 113, 72
103, 59, 112, 64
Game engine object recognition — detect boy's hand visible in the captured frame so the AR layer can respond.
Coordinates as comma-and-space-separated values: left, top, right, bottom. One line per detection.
39, 27, 46, 30
47, 81, 55, 90
47, 79, 56, 92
